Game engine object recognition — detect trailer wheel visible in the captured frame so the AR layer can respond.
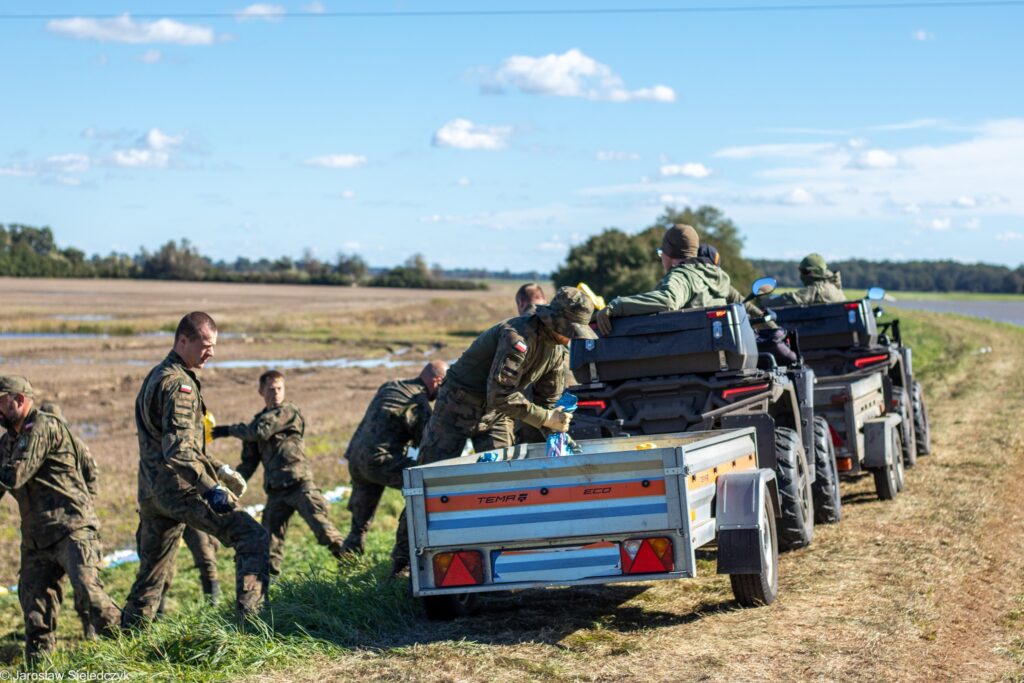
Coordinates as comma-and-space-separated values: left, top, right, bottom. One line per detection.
912, 381, 931, 456
892, 386, 917, 468
893, 427, 906, 492
773, 427, 814, 550
872, 428, 903, 500
730, 492, 779, 607
811, 417, 842, 524
422, 593, 479, 621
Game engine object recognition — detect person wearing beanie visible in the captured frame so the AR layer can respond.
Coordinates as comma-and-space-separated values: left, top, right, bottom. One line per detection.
774, 253, 846, 305
595, 224, 732, 335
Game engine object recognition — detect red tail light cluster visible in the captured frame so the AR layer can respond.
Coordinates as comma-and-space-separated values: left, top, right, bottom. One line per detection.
853, 354, 889, 369
621, 537, 674, 574
828, 423, 844, 448
836, 457, 853, 472
706, 309, 729, 319
721, 383, 769, 401
844, 302, 860, 310
433, 551, 484, 587
577, 400, 607, 411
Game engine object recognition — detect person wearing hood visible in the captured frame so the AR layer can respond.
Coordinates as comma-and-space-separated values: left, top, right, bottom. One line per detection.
594, 224, 731, 335
774, 253, 846, 305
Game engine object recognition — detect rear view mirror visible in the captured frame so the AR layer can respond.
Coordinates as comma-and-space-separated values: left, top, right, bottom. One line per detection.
867, 286, 886, 301
751, 277, 777, 297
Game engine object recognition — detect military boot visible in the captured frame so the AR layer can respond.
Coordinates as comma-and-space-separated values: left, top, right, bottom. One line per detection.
337, 532, 365, 557
201, 577, 222, 604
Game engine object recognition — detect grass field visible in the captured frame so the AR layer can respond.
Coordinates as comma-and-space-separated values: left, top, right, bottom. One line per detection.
0, 278, 1022, 681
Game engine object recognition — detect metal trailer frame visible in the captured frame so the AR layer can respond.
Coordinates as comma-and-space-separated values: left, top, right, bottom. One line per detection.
402, 428, 778, 598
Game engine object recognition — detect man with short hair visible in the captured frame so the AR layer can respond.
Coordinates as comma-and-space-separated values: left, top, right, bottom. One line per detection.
122, 312, 269, 626
773, 253, 846, 305
0, 377, 121, 662
340, 360, 448, 557
594, 224, 732, 335
211, 370, 347, 576
515, 283, 546, 316
391, 286, 596, 574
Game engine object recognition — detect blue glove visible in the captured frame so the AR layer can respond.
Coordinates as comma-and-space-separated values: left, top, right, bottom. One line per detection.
204, 486, 233, 514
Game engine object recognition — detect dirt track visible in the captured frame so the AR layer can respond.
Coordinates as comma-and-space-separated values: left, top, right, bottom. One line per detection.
259, 313, 1024, 683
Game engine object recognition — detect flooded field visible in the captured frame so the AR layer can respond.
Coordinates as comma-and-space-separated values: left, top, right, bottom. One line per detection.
891, 298, 1024, 327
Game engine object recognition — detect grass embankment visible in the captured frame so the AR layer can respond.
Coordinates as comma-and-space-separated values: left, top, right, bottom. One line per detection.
0, 308, 1021, 682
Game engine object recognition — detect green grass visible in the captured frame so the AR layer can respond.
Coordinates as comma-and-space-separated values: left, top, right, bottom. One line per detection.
0, 307, 991, 681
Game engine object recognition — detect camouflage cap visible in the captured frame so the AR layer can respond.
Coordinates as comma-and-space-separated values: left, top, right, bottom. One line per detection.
536, 286, 597, 340
661, 224, 700, 259
799, 253, 829, 279
0, 375, 35, 398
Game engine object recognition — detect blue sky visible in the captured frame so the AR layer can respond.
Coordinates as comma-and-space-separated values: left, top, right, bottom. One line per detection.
2, 1, 1023, 271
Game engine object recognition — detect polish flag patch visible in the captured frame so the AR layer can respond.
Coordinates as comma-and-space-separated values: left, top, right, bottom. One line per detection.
514, 340, 528, 353
178, 385, 193, 394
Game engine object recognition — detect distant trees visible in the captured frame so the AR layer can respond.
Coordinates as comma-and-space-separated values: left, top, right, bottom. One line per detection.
553, 206, 761, 299
368, 254, 486, 290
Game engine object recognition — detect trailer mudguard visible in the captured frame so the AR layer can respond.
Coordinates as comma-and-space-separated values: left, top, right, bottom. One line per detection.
862, 414, 902, 468
716, 469, 777, 575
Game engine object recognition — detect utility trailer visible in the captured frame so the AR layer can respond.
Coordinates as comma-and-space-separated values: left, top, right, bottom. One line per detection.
402, 428, 780, 620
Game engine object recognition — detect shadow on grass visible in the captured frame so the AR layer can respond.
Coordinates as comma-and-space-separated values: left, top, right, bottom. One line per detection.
841, 490, 883, 507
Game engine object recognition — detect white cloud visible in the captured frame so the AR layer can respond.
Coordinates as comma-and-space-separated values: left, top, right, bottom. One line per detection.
432, 119, 512, 151
136, 49, 162, 64
341, 190, 355, 199
714, 142, 836, 160
483, 49, 675, 103
924, 218, 952, 231
596, 150, 641, 162
110, 149, 170, 168
912, 29, 935, 41
783, 187, 817, 205
421, 214, 456, 223
303, 154, 367, 168
659, 193, 690, 205
869, 118, 948, 132
341, 240, 360, 250
44, 153, 91, 174
847, 149, 901, 169
456, 177, 471, 186
145, 129, 183, 150
996, 231, 1023, 241
0, 165, 35, 177
537, 240, 569, 253
303, 1, 327, 12
964, 218, 982, 230
47, 14, 215, 45
235, 4, 286, 21
659, 162, 712, 178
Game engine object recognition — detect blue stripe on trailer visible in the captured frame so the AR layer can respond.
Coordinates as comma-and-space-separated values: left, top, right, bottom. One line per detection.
427, 502, 668, 530
426, 476, 665, 499
494, 554, 619, 574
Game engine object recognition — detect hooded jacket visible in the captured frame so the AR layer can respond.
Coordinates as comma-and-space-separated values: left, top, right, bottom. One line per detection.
606, 261, 732, 317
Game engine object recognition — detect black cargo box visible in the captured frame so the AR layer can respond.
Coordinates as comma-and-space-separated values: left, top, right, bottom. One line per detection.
771, 300, 878, 351
570, 303, 758, 384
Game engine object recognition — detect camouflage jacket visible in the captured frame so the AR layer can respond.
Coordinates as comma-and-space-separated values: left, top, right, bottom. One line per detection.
445, 315, 565, 429
775, 271, 846, 305
344, 378, 431, 467
0, 409, 100, 550
607, 262, 732, 318
135, 351, 221, 501
232, 401, 313, 492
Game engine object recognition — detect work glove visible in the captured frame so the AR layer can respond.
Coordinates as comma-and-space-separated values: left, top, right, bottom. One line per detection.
217, 464, 247, 498
594, 307, 613, 336
541, 408, 573, 433
210, 425, 231, 440
203, 486, 233, 514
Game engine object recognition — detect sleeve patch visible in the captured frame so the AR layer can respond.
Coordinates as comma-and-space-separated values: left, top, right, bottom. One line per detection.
514, 340, 528, 353
178, 385, 193, 394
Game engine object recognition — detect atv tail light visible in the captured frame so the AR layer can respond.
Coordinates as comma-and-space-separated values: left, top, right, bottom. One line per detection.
854, 354, 889, 369
828, 423, 844, 448
836, 457, 853, 472
577, 400, 607, 411
706, 309, 729, 319
844, 302, 860, 310
722, 383, 770, 401
433, 550, 484, 587
621, 537, 674, 574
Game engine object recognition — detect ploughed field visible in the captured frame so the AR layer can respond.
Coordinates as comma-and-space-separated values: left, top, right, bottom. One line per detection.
0, 278, 1022, 682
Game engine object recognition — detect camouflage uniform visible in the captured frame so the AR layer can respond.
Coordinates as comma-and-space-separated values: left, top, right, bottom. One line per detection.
342, 378, 432, 554
604, 261, 732, 318
774, 253, 846, 305
158, 528, 221, 614
393, 288, 595, 568
0, 404, 121, 661
121, 351, 269, 626
229, 401, 345, 576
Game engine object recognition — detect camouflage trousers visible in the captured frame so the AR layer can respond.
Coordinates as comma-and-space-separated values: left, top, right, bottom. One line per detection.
343, 449, 410, 554
263, 482, 346, 576
392, 385, 513, 566
19, 528, 121, 661
121, 492, 269, 626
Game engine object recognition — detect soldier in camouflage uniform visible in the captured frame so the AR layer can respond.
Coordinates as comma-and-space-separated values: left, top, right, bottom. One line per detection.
121, 312, 269, 626
211, 370, 346, 576
340, 361, 448, 557
773, 253, 846, 305
0, 378, 121, 662
595, 224, 732, 335
391, 286, 597, 574
513, 284, 552, 445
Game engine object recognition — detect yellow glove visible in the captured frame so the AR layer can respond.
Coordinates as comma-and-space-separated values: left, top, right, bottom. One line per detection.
203, 412, 216, 445
541, 408, 573, 433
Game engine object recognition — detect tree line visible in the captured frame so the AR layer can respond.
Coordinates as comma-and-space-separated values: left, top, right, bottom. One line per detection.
0, 224, 485, 290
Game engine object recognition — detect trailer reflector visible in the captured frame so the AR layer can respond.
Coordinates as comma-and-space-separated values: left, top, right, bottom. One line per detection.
853, 354, 889, 369
621, 537, 674, 574
828, 423, 844, 448
433, 551, 484, 587
836, 457, 853, 472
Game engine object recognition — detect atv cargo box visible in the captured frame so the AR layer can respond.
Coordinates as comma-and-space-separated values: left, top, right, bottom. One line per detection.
570, 303, 758, 384
771, 300, 878, 351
